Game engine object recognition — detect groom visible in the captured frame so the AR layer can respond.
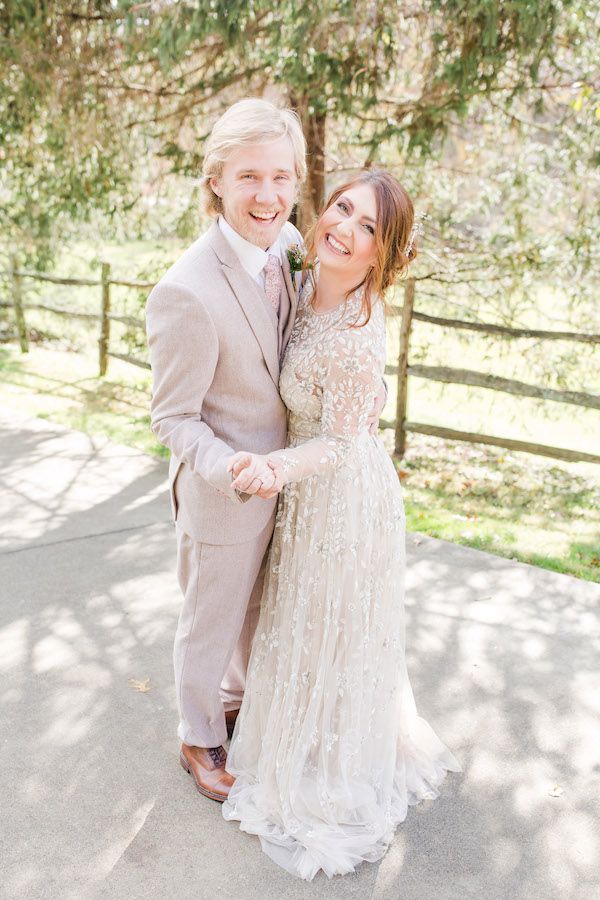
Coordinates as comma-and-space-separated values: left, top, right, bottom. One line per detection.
146, 98, 307, 802
146, 98, 384, 803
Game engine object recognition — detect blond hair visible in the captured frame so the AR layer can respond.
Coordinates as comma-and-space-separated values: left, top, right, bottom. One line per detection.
201, 98, 307, 216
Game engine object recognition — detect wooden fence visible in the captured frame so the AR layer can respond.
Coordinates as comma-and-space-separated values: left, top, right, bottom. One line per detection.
2, 256, 153, 377
2, 259, 600, 465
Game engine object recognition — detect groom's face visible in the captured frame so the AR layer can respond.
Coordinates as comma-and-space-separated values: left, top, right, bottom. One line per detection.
211, 135, 297, 249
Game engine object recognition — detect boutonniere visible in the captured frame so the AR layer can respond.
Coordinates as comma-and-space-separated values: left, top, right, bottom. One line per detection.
286, 243, 311, 274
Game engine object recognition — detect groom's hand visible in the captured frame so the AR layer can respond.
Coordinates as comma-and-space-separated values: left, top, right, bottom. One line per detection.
367, 380, 387, 436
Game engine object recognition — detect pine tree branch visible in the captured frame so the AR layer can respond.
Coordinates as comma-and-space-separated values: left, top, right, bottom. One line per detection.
124, 68, 268, 129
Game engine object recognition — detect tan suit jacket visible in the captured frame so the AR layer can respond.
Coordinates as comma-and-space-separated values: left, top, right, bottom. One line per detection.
146, 221, 299, 545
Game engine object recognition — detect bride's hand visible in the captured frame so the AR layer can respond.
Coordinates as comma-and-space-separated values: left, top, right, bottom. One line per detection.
228, 452, 277, 496
257, 458, 284, 499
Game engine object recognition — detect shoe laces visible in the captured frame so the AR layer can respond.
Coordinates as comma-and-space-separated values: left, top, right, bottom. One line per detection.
208, 746, 226, 767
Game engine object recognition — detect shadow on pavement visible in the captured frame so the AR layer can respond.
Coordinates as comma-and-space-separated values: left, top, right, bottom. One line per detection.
1, 410, 598, 900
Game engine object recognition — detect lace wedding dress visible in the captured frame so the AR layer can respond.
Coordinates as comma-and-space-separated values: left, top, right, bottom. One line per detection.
222, 282, 461, 881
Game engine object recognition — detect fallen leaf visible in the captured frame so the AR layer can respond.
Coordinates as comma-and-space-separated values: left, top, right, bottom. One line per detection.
129, 677, 151, 693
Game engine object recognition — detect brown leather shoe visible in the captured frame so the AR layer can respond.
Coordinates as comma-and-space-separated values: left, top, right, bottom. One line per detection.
225, 707, 240, 739
179, 744, 234, 803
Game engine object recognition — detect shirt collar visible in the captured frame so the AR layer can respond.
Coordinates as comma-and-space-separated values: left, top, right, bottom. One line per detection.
218, 215, 282, 279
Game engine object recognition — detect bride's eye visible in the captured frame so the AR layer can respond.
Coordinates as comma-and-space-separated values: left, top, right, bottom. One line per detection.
337, 201, 349, 213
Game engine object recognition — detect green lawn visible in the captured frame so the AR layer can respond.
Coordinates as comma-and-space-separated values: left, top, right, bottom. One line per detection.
0, 345, 163, 457
391, 432, 600, 582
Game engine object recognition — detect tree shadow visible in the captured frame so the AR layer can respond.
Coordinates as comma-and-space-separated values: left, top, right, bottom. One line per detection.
376, 534, 600, 899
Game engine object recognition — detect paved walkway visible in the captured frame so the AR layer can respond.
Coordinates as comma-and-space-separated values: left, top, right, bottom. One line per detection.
1, 407, 598, 900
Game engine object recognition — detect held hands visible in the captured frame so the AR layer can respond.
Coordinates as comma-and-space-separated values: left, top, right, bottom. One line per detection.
227, 452, 284, 499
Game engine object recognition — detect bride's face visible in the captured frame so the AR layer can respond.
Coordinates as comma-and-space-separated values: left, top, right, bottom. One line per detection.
315, 183, 378, 280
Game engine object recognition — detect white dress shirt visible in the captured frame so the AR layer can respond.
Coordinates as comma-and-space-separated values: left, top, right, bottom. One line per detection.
218, 216, 303, 291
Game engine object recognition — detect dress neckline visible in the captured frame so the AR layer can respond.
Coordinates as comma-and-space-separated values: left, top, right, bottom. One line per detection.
303, 281, 363, 318
308, 303, 348, 318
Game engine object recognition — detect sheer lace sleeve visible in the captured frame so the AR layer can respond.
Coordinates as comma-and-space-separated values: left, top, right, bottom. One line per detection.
267, 327, 381, 484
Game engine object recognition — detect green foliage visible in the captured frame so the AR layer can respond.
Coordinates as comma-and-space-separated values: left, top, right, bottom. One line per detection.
0, 1, 578, 236
0, 1, 140, 263
0, 0, 598, 350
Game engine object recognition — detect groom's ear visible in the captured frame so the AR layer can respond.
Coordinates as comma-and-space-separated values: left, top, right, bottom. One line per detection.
210, 176, 222, 198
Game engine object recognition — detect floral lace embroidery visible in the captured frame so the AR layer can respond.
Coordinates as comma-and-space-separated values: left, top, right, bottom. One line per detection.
267, 284, 386, 484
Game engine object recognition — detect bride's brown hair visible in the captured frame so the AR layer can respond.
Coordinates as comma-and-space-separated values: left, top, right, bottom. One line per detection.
303, 169, 417, 327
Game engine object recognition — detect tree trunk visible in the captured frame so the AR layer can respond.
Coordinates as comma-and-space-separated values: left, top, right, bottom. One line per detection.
290, 94, 326, 235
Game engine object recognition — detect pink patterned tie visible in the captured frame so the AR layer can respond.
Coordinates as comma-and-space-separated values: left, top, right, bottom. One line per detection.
264, 253, 282, 315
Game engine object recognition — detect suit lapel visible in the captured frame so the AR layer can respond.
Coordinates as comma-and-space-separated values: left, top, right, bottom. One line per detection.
208, 223, 280, 387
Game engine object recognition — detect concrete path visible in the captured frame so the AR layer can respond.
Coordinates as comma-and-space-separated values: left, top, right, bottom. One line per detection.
1, 407, 598, 900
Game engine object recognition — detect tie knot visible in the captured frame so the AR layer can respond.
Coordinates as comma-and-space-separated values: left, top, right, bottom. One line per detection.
265, 253, 280, 274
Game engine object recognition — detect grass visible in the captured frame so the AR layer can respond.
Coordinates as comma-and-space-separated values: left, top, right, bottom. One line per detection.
389, 432, 600, 582
0, 345, 166, 457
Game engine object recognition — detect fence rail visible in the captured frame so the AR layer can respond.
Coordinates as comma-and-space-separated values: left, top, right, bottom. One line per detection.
383, 363, 600, 410
402, 422, 600, 465
395, 309, 600, 344
2, 260, 599, 465
106, 350, 150, 370
6, 267, 155, 290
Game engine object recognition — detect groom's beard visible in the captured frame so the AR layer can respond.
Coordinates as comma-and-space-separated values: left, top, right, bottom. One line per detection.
221, 202, 291, 249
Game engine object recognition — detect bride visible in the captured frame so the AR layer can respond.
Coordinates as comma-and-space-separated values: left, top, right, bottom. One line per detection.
222, 169, 461, 880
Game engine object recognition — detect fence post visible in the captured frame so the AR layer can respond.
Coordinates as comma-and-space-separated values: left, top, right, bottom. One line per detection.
10, 254, 29, 353
99, 261, 111, 376
394, 277, 416, 457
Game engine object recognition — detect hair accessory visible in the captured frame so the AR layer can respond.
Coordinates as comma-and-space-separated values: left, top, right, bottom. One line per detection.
405, 213, 426, 257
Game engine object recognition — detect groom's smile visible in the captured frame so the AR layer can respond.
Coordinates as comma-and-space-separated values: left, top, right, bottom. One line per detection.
249, 209, 280, 225
210, 135, 297, 249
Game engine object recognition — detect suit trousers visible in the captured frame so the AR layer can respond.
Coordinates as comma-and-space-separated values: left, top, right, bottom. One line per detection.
174, 515, 275, 748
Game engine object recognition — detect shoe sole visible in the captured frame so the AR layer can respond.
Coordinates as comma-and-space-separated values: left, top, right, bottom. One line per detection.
179, 752, 228, 803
